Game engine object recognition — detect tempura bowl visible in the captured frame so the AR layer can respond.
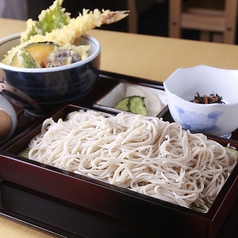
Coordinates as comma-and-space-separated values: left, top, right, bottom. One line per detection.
163, 65, 238, 137
0, 33, 100, 116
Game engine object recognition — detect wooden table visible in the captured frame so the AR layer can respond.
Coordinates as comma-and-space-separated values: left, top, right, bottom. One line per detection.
1, 17, 238, 238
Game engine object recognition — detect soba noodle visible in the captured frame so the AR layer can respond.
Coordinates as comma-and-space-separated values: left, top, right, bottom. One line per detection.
28, 110, 237, 211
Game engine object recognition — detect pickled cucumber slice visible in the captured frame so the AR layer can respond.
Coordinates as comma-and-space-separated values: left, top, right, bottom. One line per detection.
115, 96, 148, 115
114, 97, 130, 111
11, 42, 57, 68
128, 96, 148, 116
126, 85, 162, 116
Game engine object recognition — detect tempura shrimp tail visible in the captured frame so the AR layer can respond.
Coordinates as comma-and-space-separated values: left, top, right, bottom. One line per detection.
28, 9, 129, 46
102, 10, 130, 25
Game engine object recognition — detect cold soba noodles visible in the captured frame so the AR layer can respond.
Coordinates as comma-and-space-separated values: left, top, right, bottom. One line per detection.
28, 110, 237, 212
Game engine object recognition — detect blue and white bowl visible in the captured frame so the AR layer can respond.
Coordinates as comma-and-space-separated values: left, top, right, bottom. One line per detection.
0, 33, 100, 116
163, 65, 238, 137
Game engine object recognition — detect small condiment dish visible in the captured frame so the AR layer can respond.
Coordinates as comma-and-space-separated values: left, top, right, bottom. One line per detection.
163, 65, 238, 137
94, 82, 168, 117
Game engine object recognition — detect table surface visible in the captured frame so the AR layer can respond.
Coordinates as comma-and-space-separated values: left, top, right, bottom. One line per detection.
1, 17, 238, 237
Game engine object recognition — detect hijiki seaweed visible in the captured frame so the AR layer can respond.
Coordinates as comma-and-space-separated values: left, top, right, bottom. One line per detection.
191, 93, 225, 104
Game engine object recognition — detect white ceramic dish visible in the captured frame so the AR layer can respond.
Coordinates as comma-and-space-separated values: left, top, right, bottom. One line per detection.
94, 82, 167, 117
163, 65, 238, 137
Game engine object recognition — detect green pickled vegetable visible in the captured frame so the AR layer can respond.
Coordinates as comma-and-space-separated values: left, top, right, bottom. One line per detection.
114, 97, 130, 111
114, 96, 148, 115
128, 96, 148, 115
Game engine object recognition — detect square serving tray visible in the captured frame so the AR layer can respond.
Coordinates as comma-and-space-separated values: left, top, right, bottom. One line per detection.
0, 71, 238, 238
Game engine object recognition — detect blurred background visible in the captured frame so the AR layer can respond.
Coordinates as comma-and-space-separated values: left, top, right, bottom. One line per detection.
0, 0, 190, 38
27, 0, 168, 36
0, 0, 237, 44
